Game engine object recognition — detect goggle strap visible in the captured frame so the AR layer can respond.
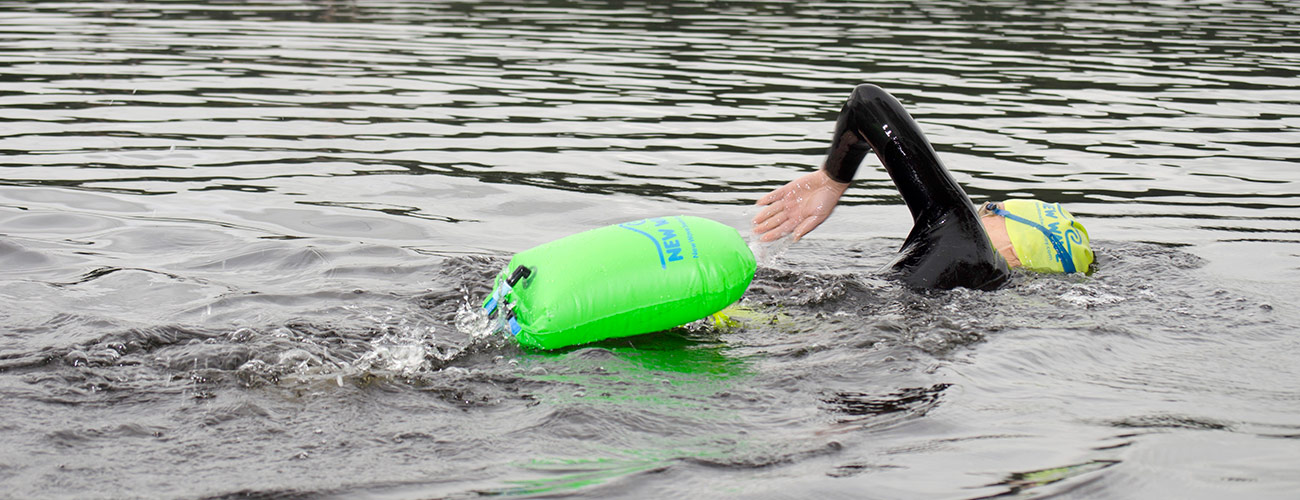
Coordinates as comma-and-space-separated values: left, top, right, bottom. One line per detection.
987, 204, 1076, 273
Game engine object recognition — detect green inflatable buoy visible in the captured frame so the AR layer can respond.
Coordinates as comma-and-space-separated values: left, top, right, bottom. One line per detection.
483, 216, 756, 350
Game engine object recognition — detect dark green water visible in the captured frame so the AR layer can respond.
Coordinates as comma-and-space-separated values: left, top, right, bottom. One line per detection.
1, 1, 1298, 498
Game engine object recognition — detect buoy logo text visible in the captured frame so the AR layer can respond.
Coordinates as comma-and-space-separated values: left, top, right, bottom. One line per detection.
619, 217, 700, 269
654, 219, 685, 263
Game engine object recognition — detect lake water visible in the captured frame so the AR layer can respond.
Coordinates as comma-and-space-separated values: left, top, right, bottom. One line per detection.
2, 1, 1299, 498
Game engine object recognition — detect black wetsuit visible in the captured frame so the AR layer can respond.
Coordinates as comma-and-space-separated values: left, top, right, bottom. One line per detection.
822, 84, 1009, 290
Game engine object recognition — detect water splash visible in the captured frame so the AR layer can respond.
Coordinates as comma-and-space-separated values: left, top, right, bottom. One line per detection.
225, 304, 462, 386
1057, 282, 1131, 308
740, 205, 795, 267
454, 302, 493, 338
352, 335, 431, 377
455, 284, 510, 340
748, 233, 794, 267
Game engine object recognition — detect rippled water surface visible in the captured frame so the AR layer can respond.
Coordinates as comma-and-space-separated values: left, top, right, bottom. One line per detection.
2, 1, 1299, 498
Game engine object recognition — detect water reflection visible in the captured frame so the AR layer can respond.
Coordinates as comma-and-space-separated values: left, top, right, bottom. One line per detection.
3, 0, 1296, 231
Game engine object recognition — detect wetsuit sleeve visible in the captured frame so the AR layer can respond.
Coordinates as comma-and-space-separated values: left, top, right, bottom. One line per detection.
822, 84, 1009, 290
821, 110, 871, 184
823, 84, 972, 218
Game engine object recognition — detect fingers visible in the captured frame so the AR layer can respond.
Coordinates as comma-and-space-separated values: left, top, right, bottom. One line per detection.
751, 198, 782, 225
759, 218, 797, 242
752, 199, 792, 242
755, 184, 789, 206
753, 170, 842, 243
752, 207, 787, 235
789, 214, 825, 242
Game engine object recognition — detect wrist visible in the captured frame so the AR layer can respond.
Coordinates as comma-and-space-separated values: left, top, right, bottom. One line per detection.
820, 164, 854, 185
818, 169, 851, 190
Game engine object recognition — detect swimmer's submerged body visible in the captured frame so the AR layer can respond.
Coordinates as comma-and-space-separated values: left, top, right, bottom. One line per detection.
753, 84, 1094, 290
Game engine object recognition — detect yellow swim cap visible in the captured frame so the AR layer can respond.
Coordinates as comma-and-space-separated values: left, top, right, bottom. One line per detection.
990, 199, 1094, 274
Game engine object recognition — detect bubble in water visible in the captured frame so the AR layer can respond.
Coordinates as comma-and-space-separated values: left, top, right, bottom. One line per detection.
277, 348, 322, 372
227, 327, 256, 342
1058, 283, 1127, 307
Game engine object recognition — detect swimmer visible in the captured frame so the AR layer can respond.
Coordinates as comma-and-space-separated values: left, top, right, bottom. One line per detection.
752, 84, 1094, 290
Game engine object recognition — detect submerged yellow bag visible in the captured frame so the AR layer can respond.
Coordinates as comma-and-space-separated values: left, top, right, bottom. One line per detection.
484, 216, 756, 350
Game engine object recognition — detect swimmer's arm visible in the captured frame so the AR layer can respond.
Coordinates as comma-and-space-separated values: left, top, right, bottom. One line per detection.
844, 84, 971, 222
751, 169, 850, 242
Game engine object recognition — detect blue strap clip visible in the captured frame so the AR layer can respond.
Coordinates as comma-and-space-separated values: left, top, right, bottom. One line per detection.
483, 265, 533, 335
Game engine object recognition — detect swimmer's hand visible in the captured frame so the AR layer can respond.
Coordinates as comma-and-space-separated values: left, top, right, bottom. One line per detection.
752, 169, 849, 242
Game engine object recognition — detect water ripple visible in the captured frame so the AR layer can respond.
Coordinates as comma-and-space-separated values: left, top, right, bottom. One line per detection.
2, 2, 1300, 498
